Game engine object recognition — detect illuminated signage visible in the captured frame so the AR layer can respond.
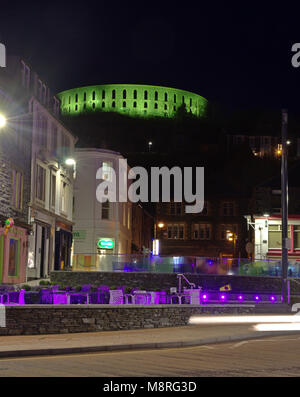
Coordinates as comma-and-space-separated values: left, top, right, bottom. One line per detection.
97, 238, 114, 250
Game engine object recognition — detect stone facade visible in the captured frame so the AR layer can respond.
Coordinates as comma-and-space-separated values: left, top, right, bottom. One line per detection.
0, 304, 256, 335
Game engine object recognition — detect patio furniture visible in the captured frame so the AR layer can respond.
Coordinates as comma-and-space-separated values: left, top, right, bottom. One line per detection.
132, 290, 152, 304
183, 288, 202, 304
66, 292, 90, 304
109, 289, 123, 304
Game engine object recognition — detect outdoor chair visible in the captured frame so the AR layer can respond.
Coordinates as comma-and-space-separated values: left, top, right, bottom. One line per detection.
109, 289, 124, 304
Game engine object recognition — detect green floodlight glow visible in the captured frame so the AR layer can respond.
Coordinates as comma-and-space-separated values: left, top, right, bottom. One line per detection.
57, 84, 208, 119
97, 238, 115, 250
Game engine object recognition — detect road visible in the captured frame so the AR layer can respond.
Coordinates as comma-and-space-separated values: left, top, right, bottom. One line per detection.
1, 334, 300, 377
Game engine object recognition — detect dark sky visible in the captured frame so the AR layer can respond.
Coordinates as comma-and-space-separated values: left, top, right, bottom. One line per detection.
1, 1, 300, 112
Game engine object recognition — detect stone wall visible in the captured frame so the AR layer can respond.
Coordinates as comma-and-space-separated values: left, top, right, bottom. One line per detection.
50, 271, 300, 293
0, 304, 256, 336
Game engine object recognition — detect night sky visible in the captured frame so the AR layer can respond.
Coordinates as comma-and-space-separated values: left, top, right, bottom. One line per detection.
1, 1, 300, 112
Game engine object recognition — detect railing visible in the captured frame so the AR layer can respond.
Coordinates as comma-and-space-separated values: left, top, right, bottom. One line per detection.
69, 254, 300, 277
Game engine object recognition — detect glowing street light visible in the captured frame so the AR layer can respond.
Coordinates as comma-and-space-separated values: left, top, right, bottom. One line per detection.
148, 141, 152, 152
0, 114, 6, 128
65, 158, 76, 166
158, 222, 165, 228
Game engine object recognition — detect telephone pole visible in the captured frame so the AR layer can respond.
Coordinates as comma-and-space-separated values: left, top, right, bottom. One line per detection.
281, 109, 289, 304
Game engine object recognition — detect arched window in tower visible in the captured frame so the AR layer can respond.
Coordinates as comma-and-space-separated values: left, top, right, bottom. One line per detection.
83, 103, 86, 110
133, 101, 137, 108
155, 91, 158, 101
92, 102, 95, 109
190, 98, 192, 106
154, 103, 158, 109
123, 101, 126, 108
102, 102, 105, 108
174, 94, 176, 103
83, 92, 86, 101
123, 89, 126, 99
75, 93, 78, 102
68, 96, 71, 104
164, 92, 168, 101
112, 101, 116, 108
133, 90, 137, 99
144, 102, 148, 108
164, 104, 167, 110
112, 90, 116, 99
102, 90, 105, 99
144, 90, 148, 100
75, 104, 78, 111
92, 91, 96, 100
182, 96, 185, 104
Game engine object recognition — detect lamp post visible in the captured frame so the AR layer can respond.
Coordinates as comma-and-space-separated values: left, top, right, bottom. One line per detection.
281, 109, 289, 304
148, 141, 152, 152
65, 158, 76, 178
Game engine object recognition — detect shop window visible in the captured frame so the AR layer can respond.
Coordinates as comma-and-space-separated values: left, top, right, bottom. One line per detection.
268, 224, 291, 249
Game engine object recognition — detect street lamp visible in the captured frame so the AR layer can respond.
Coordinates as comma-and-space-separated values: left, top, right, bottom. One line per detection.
148, 141, 152, 152
65, 158, 76, 178
0, 114, 6, 128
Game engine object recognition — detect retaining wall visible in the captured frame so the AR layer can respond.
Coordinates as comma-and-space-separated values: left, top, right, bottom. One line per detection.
0, 305, 256, 336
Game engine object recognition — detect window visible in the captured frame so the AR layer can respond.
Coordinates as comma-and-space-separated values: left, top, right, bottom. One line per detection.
12, 170, 23, 210
155, 91, 158, 101
102, 161, 113, 181
182, 96, 185, 104
164, 92, 168, 101
61, 181, 68, 214
133, 90, 137, 99
123, 89, 126, 99
133, 101, 137, 108
174, 94, 176, 103
102, 200, 110, 220
62, 133, 70, 158
222, 202, 234, 216
51, 124, 58, 154
92, 91, 95, 100
167, 224, 185, 239
102, 90, 105, 99
268, 224, 291, 249
144, 102, 147, 108
102, 101, 105, 108
69, 96, 71, 104
75, 93, 78, 102
50, 173, 56, 208
36, 164, 46, 202
112, 90, 116, 99
21, 61, 30, 89
75, 104, 78, 111
164, 104, 167, 110
173, 106, 176, 111
37, 114, 47, 148
294, 226, 300, 249
123, 101, 126, 108
154, 103, 158, 109
193, 224, 211, 240
112, 101, 116, 108
83, 103, 86, 110
220, 224, 237, 240
8, 238, 19, 277
169, 202, 182, 215
83, 92, 86, 101
144, 90, 148, 100
92, 102, 95, 109
190, 98, 192, 106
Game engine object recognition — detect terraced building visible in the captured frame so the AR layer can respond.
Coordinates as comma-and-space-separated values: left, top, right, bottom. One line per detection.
57, 84, 208, 119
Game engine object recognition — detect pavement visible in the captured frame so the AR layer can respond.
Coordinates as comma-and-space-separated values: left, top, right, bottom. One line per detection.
0, 311, 300, 358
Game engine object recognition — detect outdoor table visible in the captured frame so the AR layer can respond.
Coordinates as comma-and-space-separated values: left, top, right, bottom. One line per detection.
133, 291, 152, 304
66, 292, 90, 304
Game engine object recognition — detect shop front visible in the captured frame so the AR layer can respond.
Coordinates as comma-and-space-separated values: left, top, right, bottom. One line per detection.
0, 225, 27, 284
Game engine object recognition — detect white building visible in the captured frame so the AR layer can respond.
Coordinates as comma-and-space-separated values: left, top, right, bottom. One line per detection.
253, 215, 300, 263
27, 97, 76, 279
72, 148, 132, 271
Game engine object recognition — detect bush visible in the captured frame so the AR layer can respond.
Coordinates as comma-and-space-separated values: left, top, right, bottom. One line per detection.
39, 280, 51, 286
21, 284, 31, 291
